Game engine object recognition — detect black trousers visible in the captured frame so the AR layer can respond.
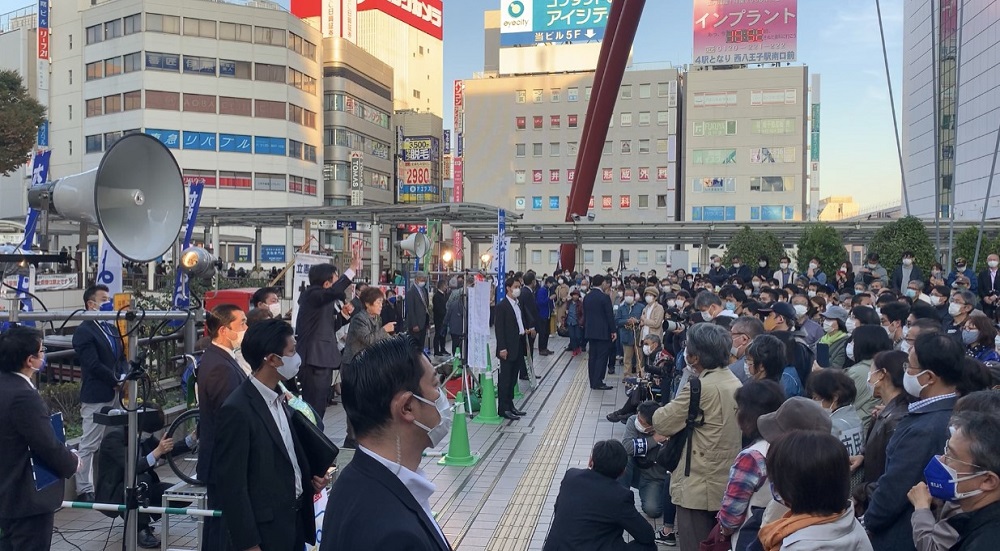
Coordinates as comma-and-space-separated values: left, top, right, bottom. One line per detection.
497, 340, 526, 412
433, 325, 447, 354
450, 334, 464, 356
300, 364, 334, 420
202, 484, 228, 550
588, 339, 611, 388
410, 329, 428, 351
537, 318, 551, 351
0, 512, 54, 551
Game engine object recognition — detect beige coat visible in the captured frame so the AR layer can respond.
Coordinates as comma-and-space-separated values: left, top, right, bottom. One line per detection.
652, 367, 742, 512
553, 284, 570, 327
640, 302, 665, 339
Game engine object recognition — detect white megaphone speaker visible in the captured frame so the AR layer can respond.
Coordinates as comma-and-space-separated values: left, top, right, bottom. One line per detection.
177, 246, 219, 279
397, 233, 431, 257
27, 134, 184, 262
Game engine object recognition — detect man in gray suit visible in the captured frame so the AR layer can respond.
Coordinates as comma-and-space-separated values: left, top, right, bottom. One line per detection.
405, 272, 431, 351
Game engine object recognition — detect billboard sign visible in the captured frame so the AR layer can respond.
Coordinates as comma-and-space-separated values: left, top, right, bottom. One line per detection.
693, 0, 798, 66
350, 151, 364, 205
398, 161, 437, 202
500, 0, 612, 47
400, 136, 439, 162
356, 0, 443, 40
37, 0, 50, 60
443, 129, 451, 154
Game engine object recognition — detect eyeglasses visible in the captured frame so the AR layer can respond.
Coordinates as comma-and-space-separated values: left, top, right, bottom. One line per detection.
941, 439, 983, 473
34, 347, 47, 357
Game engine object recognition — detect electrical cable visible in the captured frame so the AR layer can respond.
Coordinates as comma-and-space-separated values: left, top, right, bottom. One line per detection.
51, 527, 85, 551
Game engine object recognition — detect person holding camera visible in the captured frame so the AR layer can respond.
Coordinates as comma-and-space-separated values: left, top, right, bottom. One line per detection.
617, 288, 645, 375
620, 400, 674, 546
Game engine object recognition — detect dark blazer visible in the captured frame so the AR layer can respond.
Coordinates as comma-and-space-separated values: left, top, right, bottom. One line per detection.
949, 501, 1000, 551
583, 289, 615, 341
295, 274, 353, 369
196, 344, 246, 482
865, 396, 956, 551
520, 286, 540, 331
891, 265, 925, 291
0, 372, 78, 519
727, 265, 752, 283
214, 379, 316, 551
405, 283, 430, 333
321, 448, 451, 551
977, 269, 1000, 304
495, 297, 526, 359
72, 320, 125, 403
543, 468, 656, 551
432, 289, 447, 326
707, 266, 728, 287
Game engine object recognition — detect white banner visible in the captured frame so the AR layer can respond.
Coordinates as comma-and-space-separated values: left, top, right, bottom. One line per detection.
291, 253, 334, 329
3, 272, 78, 291
489, 236, 512, 275
97, 233, 123, 295
305, 487, 329, 550
466, 276, 493, 374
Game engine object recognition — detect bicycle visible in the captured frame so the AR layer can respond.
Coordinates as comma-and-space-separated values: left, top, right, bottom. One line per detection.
164, 353, 203, 486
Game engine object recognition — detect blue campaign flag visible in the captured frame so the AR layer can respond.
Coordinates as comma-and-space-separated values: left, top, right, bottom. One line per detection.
171, 182, 205, 315
496, 209, 507, 303
4, 151, 51, 329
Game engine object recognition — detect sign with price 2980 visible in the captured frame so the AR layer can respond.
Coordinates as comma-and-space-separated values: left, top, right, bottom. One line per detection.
403, 162, 432, 185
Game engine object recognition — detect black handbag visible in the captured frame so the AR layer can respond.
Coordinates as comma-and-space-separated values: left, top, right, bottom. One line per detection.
287, 405, 339, 478
655, 377, 701, 475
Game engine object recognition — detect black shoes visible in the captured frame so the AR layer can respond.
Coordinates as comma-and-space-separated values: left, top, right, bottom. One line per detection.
606, 411, 624, 422
592, 384, 613, 390
500, 411, 522, 421
138, 527, 160, 549
511, 407, 527, 416
76, 492, 95, 503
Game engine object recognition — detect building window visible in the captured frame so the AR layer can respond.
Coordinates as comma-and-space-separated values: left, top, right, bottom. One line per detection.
86, 24, 102, 44
85, 98, 102, 117
219, 22, 252, 42
750, 206, 795, 221
639, 83, 651, 99
515, 196, 525, 211
549, 169, 560, 183
602, 195, 612, 210
255, 99, 285, 119
692, 177, 737, 192
255, 26, 285, 46
515, 90, 526, 103
102, 57, 122, 77
550, 115, 560, 128
657, 111, 669, 125
620, 112, 632, 126
145, 90, 180, 111
183, 93, 216, 113
532, 143, 543, 157
532, 89, 543, 103
103, 131, 122, 150
694, 120, 738, 136
638, 139, 650, 154
693, 149, 737, 165
567, 141, 578, 155
68, 69, 72, 84
145, 52, 180, 72
620, 195, 631, 209
638, 111, 650, 126
602, 250, 612, 263
603, 140, 612, 155
68, 104, 72, 119
584, 249, 594, 263
533, 115, 543, 129
532, 197, 542, 210
124, 13, 141, 34
638, 250, 649, 264
218, 171, 252, 189
619, 84, 632, 99
183, 55, 216, 75
255, 63, 285, 83
123, 90, 141, 111
254, 173, 287, 191
637, 195, 649, 208
219, 60, 251, 79
85, 134, 103, 153
413, 89, 421, 99
516, 144, 526, 157
303, 144, 317, 162
219, 96, 252, 116
288, 139, 303, 159
751, 118, 797, 135
287, 32, 317, 59
68, 140, 72, 155
750, 176, 793, 192
568, 87, 579, 101
550, 142, 560, 156
146, 14, 180, 34
516, 116, 526, 130
568, 114, 578, 128
551, 88, 560, 102
656, 139, 669, 153
104, 19, 123, 40
585, 86, 592, 101
621, 140, 632, 154
515, 170, 526, 184
657, 195, 668, 208
288, 104, 317, 128
123, 52, 141, 72
104, 94, 121, 114
620, 168, 632, 181
86, 61, 102, 81
289, 68, 317, 94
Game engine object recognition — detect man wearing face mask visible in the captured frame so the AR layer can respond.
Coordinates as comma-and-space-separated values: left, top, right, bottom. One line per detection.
860, 252, 890, 287
772, 256, 797, 287
891, 251, 923, 292
583, 275, 617, 391
728, 317, 765, 384
322, 336, 453, 551
976, 253, 1000, 320
616, 288, 646, 375
865, 332, 961, 551
215, 319, 330, 551
197, 303, 249, 550
252, 286, 284, 319
945, 290, 977, 345
947, 257, 978, 291
727, 256, 752, 284
405, 271, 432, 351
880, 302, 911, 351
72, 284, 126, 503
495, 277, 531, 419
791, 294, 822, 348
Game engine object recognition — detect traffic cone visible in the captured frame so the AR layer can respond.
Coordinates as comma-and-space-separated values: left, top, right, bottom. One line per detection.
473, 352, 503, 425
514, 378, 524, 399
439, 391, 481, 467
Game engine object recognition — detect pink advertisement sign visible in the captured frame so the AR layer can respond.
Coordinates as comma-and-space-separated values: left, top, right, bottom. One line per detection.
693, 0, 798, 66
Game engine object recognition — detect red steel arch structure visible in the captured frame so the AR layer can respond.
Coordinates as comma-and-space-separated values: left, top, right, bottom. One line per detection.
561, 0, 647, 271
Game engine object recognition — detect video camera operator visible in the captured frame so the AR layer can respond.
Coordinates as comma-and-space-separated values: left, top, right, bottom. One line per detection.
605, 334, 675, 422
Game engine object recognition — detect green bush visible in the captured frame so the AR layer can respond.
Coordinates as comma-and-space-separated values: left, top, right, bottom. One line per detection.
39, 381, 82, 429
952, 227, 1000, 272
723, 226, 786, 268
866, 216, 937, 273
796, 224, 848, 275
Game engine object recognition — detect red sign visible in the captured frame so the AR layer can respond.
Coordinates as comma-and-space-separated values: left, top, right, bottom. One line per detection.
452, 158, 463, 202
549, 169, 560, 183
532, 170, 543, 183
358, 0, 443, 40
37, 27, 49, 60
602, 196, 613, 209
620, 195, 631, 209
291, 0, 321, 18
657, 167, 669, 181
588, 196, 595, 209
453, 230, 463, 260
602, 168, 613, 182
639, 167, 650, 181
567, 169, 575, 182
620, 168, 631, 182
568, 114, 578, 127
533, 116, 543, 129
453, 80, 463, 108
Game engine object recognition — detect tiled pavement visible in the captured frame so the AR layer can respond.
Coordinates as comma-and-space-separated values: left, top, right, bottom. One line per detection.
54, 335, 660, 550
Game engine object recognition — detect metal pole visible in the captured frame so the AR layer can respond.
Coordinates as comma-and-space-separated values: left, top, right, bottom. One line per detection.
211, 219, 221, 291
946, 0, 965, 267
124, 297, 140, 551
930, 0, 942, 252
972, 120, 1000, 270
284, 216, 294, 299
371, 216, 380, 284
876, 0, 911, 216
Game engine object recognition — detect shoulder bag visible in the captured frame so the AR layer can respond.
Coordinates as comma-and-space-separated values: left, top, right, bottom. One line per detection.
655, 377, 702, 475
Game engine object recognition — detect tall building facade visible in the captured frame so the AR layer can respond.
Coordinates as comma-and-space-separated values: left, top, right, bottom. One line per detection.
0, 6, 42, 220
681, 65, 809, 223
462, 68, 682, 272
47, 0, 323, 264
902, 0, 1000, 220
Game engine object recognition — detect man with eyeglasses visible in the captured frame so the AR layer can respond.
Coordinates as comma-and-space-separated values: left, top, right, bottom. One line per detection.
945, 290, 977, 345
728, 317, 764, 384
865, 332, 961, 551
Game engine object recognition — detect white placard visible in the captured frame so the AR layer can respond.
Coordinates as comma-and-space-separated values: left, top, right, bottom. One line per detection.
466, 277, 493, 374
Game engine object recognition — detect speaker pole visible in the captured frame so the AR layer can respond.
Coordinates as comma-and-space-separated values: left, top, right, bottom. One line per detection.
124, 296, 140, 551
371, 215, 380, 285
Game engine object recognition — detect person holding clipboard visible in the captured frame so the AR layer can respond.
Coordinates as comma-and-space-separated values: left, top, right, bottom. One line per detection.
0, 326, 80, 550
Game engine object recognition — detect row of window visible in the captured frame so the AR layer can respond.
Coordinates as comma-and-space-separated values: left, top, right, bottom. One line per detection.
322, 127, 391, 160
692, 118, 799, 137
690, 176, 795, 193
84, 128, 317, 162
514, 166, 671, 185
514, 81, 678, 105
691, 89, 798, 109
691, 147, 798, 165
690, 205, 797, 222
85, 13, 317, 59
83, 89, 316, 128
322, 162, 391, 191
515, 138, 673, 157
513, 194, 671, 211
323, 93, 392, 130
178, 170, 318, 195
529, 248, 669, 266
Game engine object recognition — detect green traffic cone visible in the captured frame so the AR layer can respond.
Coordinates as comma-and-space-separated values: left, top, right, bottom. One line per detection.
439, 391, 481, 467
473, 371, 503, 424
514, 378, 524, 399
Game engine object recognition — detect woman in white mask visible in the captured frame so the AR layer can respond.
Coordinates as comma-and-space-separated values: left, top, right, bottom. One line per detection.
807, 368, 866, 489
961, 315, 1000, 363
817, 306, 850, 369
639, 286, 665, 340
842, 326, 892, 434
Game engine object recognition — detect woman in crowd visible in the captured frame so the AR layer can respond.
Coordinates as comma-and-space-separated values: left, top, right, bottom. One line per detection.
745, 335, 803, 399
652, 323, 743, 551
757, 431, 873, 550
640, 286, 665, 341
817, 306, 850, 369
843, 325, 890, 432
717, 380, 786, 550
926, 262, 946, 291
343, 286, 394, 366
834, 261, 855, 294
564, 288, 585, 355
962, 314, 1000, 362
808, 369, 865, 468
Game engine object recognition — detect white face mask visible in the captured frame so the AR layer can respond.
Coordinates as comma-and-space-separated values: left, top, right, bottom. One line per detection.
230, 328, 246, 348
809, 262, 818, 271
903, 369, 930, 398
624, 295, 635, 305
846, 341, 855, 360
807, 290, 817, 298
733, 263, 741, 269
990, 261, 1000, 269
902, 258, 913, 267
642, 344, 653, 355
645, 295, 655, 304
948, 302, 963, 317
413, 388, 453, 448
793, 304, 808, 318
845, 318, 857, 334
276, 352, 302, 380
780, 263, 789, 270
511, 287, 522, 299
900, 340, 911, 354
634, 417, 653, 434
752, 280, 761, 288
931, 295, 945, 306
700, 310, 713, 321
759, 261, 767, 268
267, 302, 282, 317
823, 320, 836, 333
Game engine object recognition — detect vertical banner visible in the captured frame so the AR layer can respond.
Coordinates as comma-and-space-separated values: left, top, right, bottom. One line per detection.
495, 209, 507, 303
467, 275, 492, 373
291, 253, 333, 329
171, 182, 205, 312
350, 151, 364, 206
13, 151, 52, 320
97, 234, 124, 296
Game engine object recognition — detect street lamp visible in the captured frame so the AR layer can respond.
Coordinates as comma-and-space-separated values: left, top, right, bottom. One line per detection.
442, 250, 454, 271
480, 252, 492, 270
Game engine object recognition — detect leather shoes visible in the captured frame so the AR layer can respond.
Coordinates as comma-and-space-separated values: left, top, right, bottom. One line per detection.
592, 384, 614, 390
137, 527, 160, 549
511, 407, 527, 416
500, 411, 521, 420
539, 350, 552, 356
76, 492, 95, 503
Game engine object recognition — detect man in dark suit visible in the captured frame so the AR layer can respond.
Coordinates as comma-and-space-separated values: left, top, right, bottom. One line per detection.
72, 284, 126, 502
543, 440, 656, 551
0, 326, 80, 551
197, 303, 248, 550
495, 277, 530, 420
215, 319, 330, 551
432, 279, 449, 356
978, 253, 1000, 319
518, 271, 540, 380
726, 256, 752, 284
295, 253, 358, 418
405, 271, 431, 350
322, 336, 453, 551
584, 274, 616, 390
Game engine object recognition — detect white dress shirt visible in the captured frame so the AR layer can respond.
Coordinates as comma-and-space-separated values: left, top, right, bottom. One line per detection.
249, 376, 303, 498
507, 295, 525, 334
357, 445, 447, 547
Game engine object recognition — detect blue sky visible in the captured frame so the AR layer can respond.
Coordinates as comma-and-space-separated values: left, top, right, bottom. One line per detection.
0, 0, 905, 207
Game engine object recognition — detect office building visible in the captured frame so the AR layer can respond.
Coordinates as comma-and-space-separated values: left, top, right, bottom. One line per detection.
0, 6, 42, 220
681, 65, 809, 224
902, 0, 1000, 220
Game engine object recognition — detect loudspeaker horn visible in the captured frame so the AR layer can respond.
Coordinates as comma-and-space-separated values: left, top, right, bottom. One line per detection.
397, 233, 431, 257
178, 246, 218, 279
28, 134, 184, 262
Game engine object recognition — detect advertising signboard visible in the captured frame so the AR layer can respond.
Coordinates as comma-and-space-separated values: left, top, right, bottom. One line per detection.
693, 0, 798, 66
356, 0, 442, 40
400, 136, 439, 162
500, 0, 612, 47
350, 151, 364, 205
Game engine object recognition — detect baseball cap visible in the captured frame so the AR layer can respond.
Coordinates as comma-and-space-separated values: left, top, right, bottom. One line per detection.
758, 397, 833, 442
759, 301, 797, 320
821, 305, 849, 323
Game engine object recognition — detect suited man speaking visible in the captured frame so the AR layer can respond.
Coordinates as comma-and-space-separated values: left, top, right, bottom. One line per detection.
0, 327, 80, 550
583, 275, 616, 390
405, 271, 431, 350
295, 252, 359, 419
215, 319, 332, 551
494, 277, 533, 420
